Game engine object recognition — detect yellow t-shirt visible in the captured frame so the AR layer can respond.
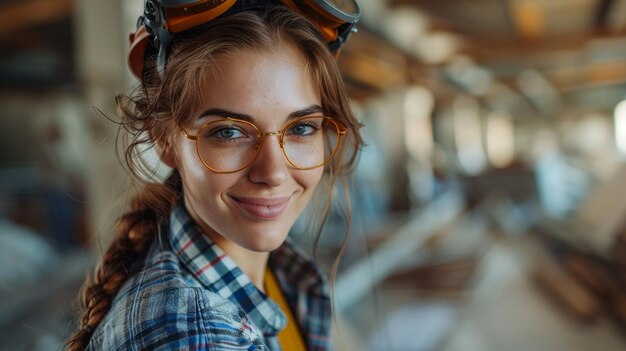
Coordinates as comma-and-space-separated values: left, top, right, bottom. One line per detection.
264, 269, 307, 351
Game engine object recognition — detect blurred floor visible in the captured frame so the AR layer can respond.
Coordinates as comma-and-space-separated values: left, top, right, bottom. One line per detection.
337, 234, 626, 351
441, 237, 626, 351
0, 251, 91, 351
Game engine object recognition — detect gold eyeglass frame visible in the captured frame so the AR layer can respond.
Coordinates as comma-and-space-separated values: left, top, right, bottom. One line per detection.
179, 116, 348, 174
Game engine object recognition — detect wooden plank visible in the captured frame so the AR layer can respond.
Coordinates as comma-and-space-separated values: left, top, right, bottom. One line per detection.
335, 191, 465, 310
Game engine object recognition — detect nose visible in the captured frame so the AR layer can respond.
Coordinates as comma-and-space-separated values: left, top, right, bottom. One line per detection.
247, 135, 289, 186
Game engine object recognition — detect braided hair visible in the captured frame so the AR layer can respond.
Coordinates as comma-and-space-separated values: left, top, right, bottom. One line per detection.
66, 173, 180, 350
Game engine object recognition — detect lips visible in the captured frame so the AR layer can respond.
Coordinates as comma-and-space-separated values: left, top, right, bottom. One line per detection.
231, 195, 291, 219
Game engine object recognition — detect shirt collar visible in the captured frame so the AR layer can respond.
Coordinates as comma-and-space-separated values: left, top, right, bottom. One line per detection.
268, 237, 328, 298
169, 203, 286, 335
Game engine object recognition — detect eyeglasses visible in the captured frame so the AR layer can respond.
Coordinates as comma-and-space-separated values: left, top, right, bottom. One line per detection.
180, 115, 347, 174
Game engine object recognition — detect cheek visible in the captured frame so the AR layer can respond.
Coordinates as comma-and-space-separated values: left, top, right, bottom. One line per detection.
175, 143, 237, 200
175, 140, 210, 180
176, 142, 203, 175
296, 170, 325, 217
298, 167, 324, 192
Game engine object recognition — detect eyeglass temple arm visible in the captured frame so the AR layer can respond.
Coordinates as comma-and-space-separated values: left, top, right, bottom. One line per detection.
337, 123, 348, 136
179, 124, 198, 141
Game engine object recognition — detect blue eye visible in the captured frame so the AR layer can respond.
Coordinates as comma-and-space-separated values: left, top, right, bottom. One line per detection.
289, 123, 317, 136
211, 127, 245, 140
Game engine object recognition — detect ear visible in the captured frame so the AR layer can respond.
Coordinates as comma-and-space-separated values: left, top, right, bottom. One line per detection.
157, 142, 178, 168
155, 138, 178, 169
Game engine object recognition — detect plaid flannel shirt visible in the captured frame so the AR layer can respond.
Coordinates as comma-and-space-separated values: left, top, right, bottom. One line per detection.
86, 203, 332, 350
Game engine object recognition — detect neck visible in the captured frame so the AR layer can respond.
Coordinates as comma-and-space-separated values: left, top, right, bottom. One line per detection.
201, 228, 270, 290
225, 245, 270, 291
184, 199, 270, 291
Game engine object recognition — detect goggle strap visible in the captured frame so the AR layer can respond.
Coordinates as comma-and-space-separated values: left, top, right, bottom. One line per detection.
328, 21, 357, 52
154, 27, 173, 78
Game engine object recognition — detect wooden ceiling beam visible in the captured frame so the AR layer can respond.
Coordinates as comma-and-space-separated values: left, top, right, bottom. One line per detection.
389, 0, 429, 6
461, 32, 626, 64
0, 0, 73, 36
546, 60, 626, 92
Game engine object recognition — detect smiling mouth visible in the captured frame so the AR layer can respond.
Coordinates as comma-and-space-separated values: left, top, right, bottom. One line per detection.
231, 195, 291, 219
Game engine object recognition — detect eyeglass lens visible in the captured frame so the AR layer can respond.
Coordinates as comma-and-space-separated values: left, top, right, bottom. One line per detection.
195, 116, 341, 173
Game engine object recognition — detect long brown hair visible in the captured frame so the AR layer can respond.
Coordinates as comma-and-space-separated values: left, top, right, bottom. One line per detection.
66, 5, 362, 350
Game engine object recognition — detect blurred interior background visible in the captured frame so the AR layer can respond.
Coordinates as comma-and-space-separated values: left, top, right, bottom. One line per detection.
2, 0, 626, 350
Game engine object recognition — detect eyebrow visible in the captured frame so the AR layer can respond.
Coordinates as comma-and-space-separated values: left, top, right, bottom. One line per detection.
197, 104, 324, 123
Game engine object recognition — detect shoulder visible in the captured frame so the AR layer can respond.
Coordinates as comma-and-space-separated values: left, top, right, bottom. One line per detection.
87, 250, 268, 351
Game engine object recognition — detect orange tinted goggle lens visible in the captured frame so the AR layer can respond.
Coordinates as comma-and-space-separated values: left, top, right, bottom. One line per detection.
164, 0, 356, 33
164, 0, 237, 33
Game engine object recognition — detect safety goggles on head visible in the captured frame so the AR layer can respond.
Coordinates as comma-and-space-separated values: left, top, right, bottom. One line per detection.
128, 0, 361, 80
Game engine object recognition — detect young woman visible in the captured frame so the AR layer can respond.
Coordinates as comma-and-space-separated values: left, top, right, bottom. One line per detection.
67, 1, 363, 350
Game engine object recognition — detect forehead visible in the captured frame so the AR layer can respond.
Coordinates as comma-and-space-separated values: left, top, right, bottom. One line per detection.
195, 47, 321, 125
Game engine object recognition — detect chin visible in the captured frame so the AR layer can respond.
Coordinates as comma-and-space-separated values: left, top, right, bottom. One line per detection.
240, 239, 284, 253
238, 226, 290, 252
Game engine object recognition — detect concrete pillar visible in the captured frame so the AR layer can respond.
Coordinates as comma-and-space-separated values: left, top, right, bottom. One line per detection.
74, 0, 137, 249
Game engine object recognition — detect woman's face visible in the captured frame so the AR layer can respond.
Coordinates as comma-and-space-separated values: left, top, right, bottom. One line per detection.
170, 45, 324, 254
